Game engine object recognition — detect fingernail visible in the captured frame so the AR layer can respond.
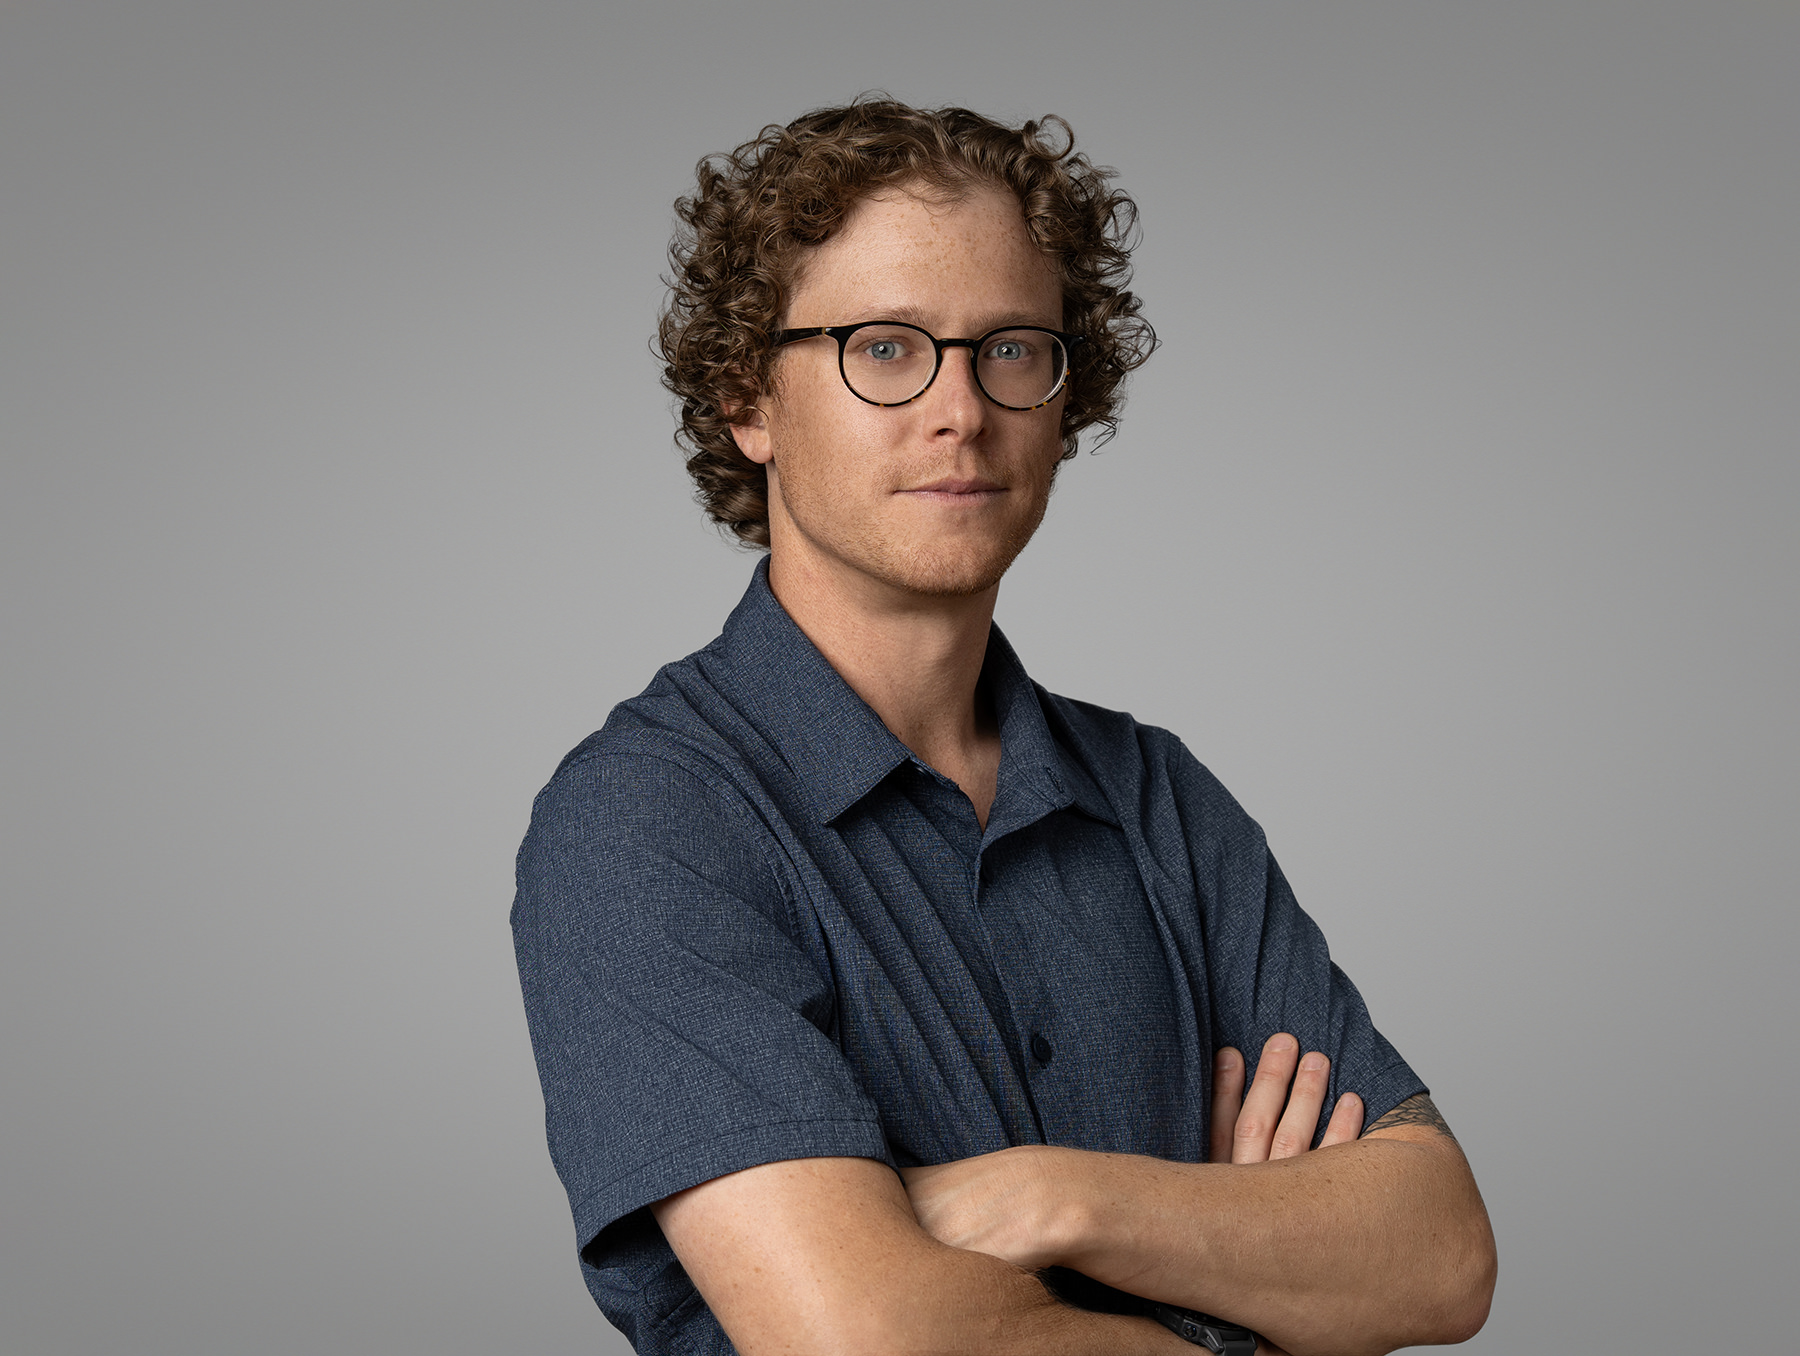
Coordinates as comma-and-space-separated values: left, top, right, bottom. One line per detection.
1301, 1053, 1326, 1072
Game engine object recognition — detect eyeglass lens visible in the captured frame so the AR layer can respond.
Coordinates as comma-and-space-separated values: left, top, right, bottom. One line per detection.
840, 324, 1068, 409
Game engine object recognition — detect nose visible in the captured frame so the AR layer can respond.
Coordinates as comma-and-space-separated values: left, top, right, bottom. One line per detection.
919, 344, 988, 438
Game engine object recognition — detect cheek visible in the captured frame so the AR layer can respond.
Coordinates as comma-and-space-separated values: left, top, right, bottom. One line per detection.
778, 398, 897, 484
1022, 416, 1068, 478
774, 365, 856, 446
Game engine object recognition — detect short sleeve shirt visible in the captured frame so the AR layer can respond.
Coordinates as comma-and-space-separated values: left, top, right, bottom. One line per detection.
512, 559, 1426, 1355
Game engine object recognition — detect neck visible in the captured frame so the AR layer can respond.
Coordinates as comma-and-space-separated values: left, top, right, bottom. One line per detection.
766, 546, 1001, 828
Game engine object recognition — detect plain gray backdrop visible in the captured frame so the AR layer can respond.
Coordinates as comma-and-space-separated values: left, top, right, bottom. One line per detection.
4, 2, 1795, 1352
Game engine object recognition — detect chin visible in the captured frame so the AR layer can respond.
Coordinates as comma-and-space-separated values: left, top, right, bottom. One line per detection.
887, 555, 1010, 598
873, 531, 1035, 597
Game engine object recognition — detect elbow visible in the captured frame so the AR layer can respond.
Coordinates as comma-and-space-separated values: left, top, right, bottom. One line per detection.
1432, 1278, 1495, 1347
1451, 1235, 1498, 1344
1406, 1144, 1498, 1348
1426, 1209, 1498, 1346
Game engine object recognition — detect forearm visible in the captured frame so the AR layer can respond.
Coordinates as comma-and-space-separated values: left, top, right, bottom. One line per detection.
1051, 1136, 1495, 1356
856, 1240, 1199, 1356
655, 1156, 1192, 1356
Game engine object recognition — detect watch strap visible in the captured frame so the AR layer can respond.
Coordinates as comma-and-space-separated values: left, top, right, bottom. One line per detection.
1146, 1300, 1258, 1353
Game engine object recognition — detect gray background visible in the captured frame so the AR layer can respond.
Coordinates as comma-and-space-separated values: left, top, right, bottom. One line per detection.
4, 2, 1794, 1352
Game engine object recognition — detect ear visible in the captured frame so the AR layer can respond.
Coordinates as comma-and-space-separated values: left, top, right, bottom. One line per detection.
727, 403, 775, 466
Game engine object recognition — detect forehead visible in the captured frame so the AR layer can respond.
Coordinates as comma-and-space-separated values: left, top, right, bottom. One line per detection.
785, 182, 1063, 328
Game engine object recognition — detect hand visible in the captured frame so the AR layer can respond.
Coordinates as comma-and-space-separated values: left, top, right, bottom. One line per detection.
1210, 1033, 1364, 1164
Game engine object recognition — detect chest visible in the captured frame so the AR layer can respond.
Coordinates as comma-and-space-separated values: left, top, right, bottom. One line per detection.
781, 773, 1214, 1167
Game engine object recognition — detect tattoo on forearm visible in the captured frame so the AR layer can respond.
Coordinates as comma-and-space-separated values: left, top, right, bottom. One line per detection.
1366, 1093, 1457, 1143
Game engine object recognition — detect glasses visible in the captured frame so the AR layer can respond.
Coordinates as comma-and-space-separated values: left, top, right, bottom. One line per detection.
774, 321, 1082, 411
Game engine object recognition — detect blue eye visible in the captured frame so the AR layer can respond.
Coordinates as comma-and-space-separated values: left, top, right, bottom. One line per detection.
987, 340, 1027, 362
866, 340, 901, 361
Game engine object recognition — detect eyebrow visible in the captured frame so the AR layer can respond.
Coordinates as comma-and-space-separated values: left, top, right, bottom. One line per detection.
862, 303, 1064, 333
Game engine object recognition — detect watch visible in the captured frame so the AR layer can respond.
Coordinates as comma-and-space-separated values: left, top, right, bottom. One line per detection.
1145, 1300, 1259, 1354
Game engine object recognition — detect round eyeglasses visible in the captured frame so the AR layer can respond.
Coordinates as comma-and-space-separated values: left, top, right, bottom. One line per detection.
774, 321, 1082, 411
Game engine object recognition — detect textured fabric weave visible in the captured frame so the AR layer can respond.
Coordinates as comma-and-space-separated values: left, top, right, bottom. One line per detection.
512, 559, 1425, 1355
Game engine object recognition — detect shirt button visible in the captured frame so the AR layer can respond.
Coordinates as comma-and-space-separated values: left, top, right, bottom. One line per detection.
1030, 1032, 1054, 1065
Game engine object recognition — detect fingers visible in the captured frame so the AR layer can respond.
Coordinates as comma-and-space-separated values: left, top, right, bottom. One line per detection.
1268, 1049, 1334, 1159
1220, 1033, 1365, 1162
1209, 1047, 1245, 1166
1321, 1090, 1364, 1147
1233, 1034, 1301, 1163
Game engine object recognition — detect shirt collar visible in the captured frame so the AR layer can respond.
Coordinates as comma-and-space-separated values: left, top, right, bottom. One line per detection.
715, 558, 1117, 831
714, 558, 913, 824
982, 623, 1121, 836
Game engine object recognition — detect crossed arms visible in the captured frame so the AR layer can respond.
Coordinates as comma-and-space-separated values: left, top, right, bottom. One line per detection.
653, 1035, 1496, 1356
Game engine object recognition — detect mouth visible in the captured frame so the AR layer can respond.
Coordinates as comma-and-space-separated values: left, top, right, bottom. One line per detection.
900, 477, 1005, 502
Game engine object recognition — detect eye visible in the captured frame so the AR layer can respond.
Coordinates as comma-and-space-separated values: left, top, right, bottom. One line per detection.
847, 327, 924, 363
986, 339, 1029, 362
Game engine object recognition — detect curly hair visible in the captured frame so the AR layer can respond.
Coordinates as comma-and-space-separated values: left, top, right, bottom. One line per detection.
657, 98, 1157, 548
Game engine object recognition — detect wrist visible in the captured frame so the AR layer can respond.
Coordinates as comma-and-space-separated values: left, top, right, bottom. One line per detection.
1030, 1144, 1108, 1269
1055, 1153, 1218, 1287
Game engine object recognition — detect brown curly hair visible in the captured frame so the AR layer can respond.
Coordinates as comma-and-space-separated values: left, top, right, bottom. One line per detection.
656, 98, 1157, 547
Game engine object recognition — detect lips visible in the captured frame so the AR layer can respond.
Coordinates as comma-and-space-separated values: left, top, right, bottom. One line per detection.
904, 477, 1003, 495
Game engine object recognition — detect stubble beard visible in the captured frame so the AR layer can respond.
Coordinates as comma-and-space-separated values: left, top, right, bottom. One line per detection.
767, 432, 1060, 599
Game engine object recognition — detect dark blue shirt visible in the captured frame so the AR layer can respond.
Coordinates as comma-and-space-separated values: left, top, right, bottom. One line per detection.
512, 560, 1425, 1355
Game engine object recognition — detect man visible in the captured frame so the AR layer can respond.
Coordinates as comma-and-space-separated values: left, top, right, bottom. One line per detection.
513, 101, 1495, 1356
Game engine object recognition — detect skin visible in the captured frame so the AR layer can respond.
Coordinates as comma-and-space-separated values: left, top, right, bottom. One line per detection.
654, 182, 1498, 1356
727, 183, 1069, 827
897, 1045, 1493, 1356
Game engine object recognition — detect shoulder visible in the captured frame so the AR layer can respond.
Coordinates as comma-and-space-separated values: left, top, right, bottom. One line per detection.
517, 647, 789, 921
536, 641, 767, 820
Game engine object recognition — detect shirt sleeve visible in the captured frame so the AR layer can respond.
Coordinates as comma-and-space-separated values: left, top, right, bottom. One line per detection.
511, 745, 893, 1265
1166, 740, 1428, 1138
